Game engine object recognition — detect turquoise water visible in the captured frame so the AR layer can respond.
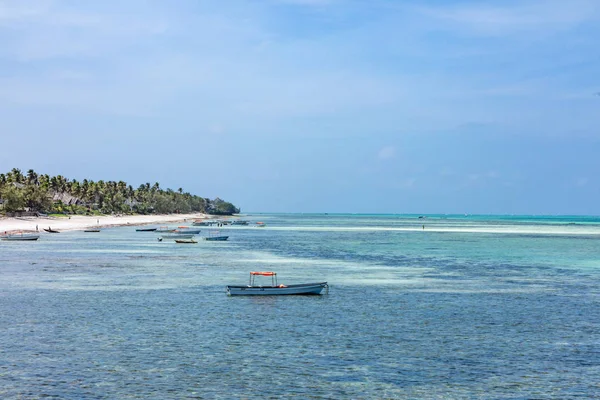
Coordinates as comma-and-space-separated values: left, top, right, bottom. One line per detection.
1, 214, 600, 398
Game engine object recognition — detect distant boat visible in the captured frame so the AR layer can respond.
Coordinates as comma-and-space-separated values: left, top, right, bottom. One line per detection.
255, 222, 266, 228
204, 236, 229, 241
231, 220, 249, 226
155, 226, 175, 233
160, 233, 195, 240
175, 239, 198, 244
1, 232, 40, 241
226, 272, 328, 296
174, 227, 201, 234
136, 227, 157, 232
203, 230, 229, 241
43, 228, 60, 233
192, 221, 213, 226
84, 229, 101, 233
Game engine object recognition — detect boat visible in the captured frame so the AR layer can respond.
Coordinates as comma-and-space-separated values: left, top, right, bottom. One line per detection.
175, 239, 198, 244
204, 235, 229, 241
231, 220, 249, 226
160, 233, 195, 240
84, 229, 101, 233
226, 272, 328, 296
174, 227, 201, 234
155, 226, 175, 233
136, 227, 157, 232
192, 221, 213, 226
203, 230, 229, 241
43, 227, 60, 233
1, 233, 40, 241
255, 222, 266, 228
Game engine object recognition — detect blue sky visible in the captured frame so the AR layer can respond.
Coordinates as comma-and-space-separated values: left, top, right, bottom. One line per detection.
1, 0, 599, 214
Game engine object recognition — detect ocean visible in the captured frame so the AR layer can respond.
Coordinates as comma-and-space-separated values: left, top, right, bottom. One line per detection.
1, 214, 599, 398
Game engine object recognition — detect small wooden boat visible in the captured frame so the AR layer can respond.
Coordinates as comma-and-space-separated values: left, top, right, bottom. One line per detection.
84, 229, 101, 233
1, 233, 40, 241
175, 239, 198, 244
136, 227, 157, 232
226, 272, 328, 296
43, 228, 60, 233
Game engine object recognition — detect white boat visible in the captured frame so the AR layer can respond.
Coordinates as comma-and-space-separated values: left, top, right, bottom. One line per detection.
226, 272, 328, 296
160, 233, 195, 240
1, 233, 40, 241
156, 226, 175, 233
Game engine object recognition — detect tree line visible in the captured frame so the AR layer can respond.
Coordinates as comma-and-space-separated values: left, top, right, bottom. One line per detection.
0, 168, 240, 216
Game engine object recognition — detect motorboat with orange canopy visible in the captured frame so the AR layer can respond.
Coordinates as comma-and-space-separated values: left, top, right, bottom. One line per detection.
226, 271, 328, 296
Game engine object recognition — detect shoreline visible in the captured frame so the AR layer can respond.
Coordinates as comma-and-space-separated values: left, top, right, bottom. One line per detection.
0, 213, 224, 234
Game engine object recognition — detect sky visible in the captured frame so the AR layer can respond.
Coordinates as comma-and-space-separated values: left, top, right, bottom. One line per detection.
0, 0, 599, 214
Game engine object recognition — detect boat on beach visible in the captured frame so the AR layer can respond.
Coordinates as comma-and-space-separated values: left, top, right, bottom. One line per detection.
1, 232, 40, 241
226, 272, 328, 296
43, 228, 60, 233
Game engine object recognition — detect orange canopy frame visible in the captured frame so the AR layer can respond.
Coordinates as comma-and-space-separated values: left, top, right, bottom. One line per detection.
250, 271, 276, 276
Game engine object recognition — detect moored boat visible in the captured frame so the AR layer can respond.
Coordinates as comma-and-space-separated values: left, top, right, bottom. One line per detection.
203, 230, 229, 241
1, 232, 40, 241
155, 226, 175, 233
160, 233, 195, 240
226, 272, 328, 296
175, 239, 198, 244
174, 227, 201, 234
136, 227, 157, 232
84, 229, 101, 232
203, 235, 229, 241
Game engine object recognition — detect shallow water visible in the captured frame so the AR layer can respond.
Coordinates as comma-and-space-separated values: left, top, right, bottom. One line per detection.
1, 214, 600, 398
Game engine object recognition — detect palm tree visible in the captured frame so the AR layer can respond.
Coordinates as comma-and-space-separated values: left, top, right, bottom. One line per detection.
26, 169, 38, 185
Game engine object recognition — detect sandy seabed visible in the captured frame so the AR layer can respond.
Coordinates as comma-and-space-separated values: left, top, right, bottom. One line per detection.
0, 213, 215, 234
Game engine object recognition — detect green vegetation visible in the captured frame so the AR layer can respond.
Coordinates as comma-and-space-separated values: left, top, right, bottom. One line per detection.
0, 168, 240, 216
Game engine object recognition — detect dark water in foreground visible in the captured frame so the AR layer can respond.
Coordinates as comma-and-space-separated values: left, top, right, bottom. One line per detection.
1, 214, 600, 398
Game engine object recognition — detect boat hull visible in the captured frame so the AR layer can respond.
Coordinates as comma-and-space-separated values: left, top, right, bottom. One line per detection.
203, 236, 229, 241
160, 234, 195, 240
136, 228, 157, 232
1, 235, 40, 241
175, 229, 201, 234
226, 282, 328, 296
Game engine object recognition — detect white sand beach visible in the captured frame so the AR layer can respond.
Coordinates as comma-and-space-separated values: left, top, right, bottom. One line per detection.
0, 213, 216, 234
